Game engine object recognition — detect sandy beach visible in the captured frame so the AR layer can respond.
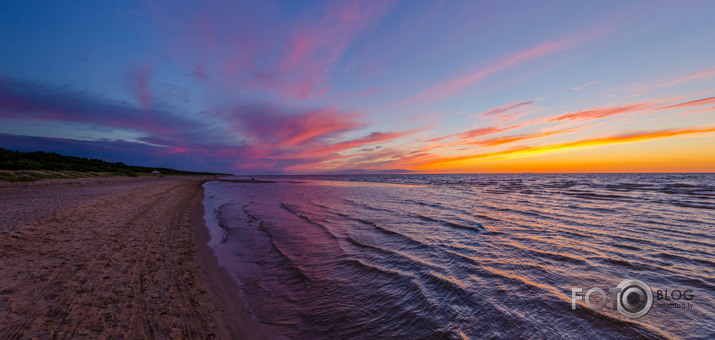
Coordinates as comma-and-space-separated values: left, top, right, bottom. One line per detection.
0, 176, 266, 339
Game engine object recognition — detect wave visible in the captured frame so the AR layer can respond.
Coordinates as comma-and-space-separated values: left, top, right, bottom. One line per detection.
257, 220, 313, 284
203, 174, 714, 339
216, 203, 231, 243
343, 215, 431, 250
413, 213, 484, 233
280, 202, 340, 240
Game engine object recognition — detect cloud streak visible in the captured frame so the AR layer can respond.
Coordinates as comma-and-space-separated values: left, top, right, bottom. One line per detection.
416, 127, 715, 170
660, 96, 715, 111
549, 101, 659, 122
129, 65, 153, 109
549, 95, 715, 122
634, 70, 715, 93
0, 76, 422, 173
395, 39, 575, 106
154, 0, 395, 100
571, 81, 598, 90
0, 77, 198, 139
474, 100, 535, 117
2, 2, 713, 174
474, 127, 582, 147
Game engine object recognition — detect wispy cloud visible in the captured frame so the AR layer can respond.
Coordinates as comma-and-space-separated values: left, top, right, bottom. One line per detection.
0, 77, 198, 139
416, 126, 715, 170
634, 70, 715, 93
0, 76, 419, 173
221, 103, 423, 170
395, 39, 574, 106
226, 105, 366, 148
153, 0, 395, 100
458, 126, 517, 140
425, 125, 516, 143
549, 101, 659, 122
548, 95, 715, 122
571, 80, 598, 90
3, 2, 712, 174
473, 100, 536, 117
302, 130, 421, 158
474, 127, 582, 147
128, 65, 153, 109
274, 1, 395, 98
392, 10, 627, 108
660, 96, 715, 110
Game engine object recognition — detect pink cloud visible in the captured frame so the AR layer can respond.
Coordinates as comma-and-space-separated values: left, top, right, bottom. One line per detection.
473, 100, 536, 117
549, 95, 715, 122
273, 1, 394, 98
392, 7, 638, 107
279, 31, 317, 72
0, 75, 423, 173
395, 39, 575, 106
129, 65, 153, 109
549, 101, 660, 122
634, 70, 715, 93
474, 127, 582, 147
291, 130, 420, 161
435, 123, 520, 141
155, 1, 395, 100
231, 106, 366, 149
290, 144, 431, 173
458, 126, 515, 139
220, 103, 424, 171
660, 96, 715, 110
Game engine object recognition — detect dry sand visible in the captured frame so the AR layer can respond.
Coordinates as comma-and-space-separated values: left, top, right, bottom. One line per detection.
0, 176, 267, 339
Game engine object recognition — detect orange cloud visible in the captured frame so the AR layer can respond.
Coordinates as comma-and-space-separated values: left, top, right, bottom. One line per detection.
549, 101, 659, 122
547, 95, 715, 122
474, 127, 581, 147
415, 126, 715, 170
660, 96, 715, 110
293, 129, 421, 160
458, 126, 516, 139
288, 143, 434, 172
425, 125, 515, 143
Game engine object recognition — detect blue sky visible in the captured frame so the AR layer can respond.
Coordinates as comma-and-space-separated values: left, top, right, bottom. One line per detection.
1, 1, 714, 173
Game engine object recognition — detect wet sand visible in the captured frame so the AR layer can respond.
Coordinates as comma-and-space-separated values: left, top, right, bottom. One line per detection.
0, 176, 267, 339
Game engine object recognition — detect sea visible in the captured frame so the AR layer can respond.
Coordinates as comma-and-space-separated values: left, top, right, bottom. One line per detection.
202, 173, 714, 339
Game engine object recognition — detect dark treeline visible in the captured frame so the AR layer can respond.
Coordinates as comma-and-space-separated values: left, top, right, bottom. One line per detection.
0, 147, 229, 176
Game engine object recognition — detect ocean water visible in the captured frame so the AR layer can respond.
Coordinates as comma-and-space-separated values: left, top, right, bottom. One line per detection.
202, 174, 714, 339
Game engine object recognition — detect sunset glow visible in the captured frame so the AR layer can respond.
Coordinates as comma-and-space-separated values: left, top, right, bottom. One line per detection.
1, 1, 714, 173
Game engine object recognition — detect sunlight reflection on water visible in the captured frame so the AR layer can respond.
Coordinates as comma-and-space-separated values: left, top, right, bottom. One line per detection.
204, 173, 714, 339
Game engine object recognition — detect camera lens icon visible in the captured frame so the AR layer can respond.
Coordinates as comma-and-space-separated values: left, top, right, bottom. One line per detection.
616, 279, 653, 318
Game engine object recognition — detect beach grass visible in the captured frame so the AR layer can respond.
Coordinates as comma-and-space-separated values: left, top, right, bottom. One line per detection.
0, 169, 142, 182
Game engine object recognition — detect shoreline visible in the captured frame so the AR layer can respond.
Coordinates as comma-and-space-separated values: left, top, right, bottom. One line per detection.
192, 179, 271, 339
0, 176, 268, 338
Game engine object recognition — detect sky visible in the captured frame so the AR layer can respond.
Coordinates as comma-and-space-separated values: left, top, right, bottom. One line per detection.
1, 0, 714, 174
